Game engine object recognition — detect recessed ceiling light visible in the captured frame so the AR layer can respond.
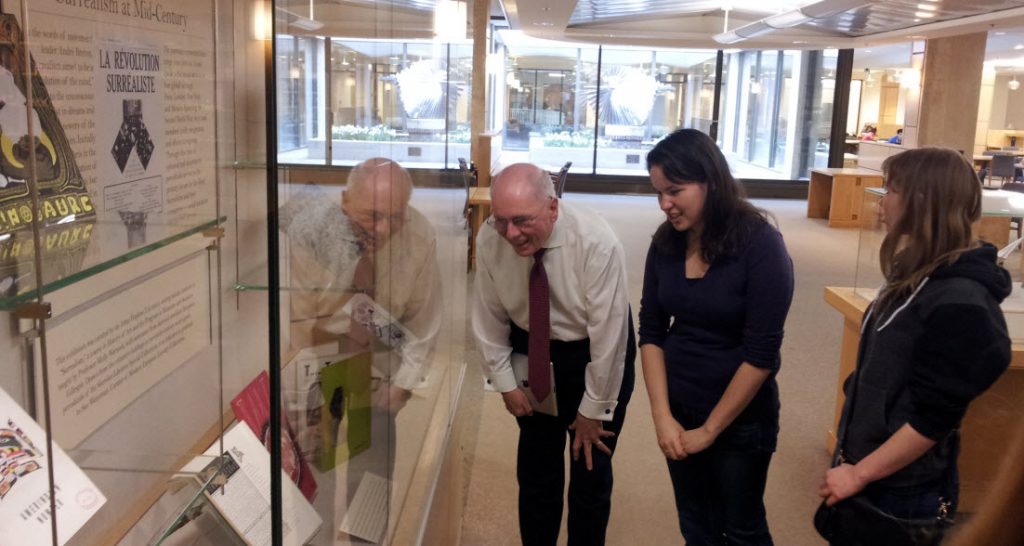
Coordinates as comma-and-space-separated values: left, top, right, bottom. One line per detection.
914, 18, 920, 22
865, 49, 872, 53
915, 11, 935, 18
1016, 44, 1024, 50
997, 31, 1008, 36
917, 3, 937, 10
793, 40, 807, 44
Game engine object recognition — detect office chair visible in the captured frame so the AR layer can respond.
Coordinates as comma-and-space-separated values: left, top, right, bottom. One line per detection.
989, 154, 1017, 189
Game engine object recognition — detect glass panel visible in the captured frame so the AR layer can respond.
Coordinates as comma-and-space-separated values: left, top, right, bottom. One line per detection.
13, 0, 257, 544
278, 35, 327, 165
721, 49, 835, 180
499, 32, 596, 174
595, 47, 719, 175
326, 39, 470, 170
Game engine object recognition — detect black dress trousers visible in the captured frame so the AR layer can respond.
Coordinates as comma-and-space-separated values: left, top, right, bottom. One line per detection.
509, 315, 635, 546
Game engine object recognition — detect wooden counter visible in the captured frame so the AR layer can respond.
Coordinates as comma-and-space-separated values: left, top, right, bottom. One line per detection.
824, 286, 1024, 512
807, 168, 884, 228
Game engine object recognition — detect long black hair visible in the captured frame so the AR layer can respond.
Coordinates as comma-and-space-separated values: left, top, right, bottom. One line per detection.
646, 128, 769, 262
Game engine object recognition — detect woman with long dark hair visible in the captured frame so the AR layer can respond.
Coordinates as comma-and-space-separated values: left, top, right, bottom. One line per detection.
638, 129, 794, 544
818, 147, 1011, 544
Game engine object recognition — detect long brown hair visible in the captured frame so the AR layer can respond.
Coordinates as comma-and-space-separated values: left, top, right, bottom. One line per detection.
875, 147, 980, 312
647, 129, 769, 262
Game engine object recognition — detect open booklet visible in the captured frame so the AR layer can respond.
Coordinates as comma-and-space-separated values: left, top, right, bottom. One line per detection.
0, 386, 106, 545
183, 423, 322, 546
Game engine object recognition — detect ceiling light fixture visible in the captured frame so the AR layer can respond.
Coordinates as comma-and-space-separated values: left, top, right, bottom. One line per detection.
1015, 44, 1024, 51
714, 0, 874, 44
1010, 75, 1021, 91
914, 11, 935, 18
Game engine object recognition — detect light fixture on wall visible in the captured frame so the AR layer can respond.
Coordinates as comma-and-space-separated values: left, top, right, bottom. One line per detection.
1010, 75, 1021, 91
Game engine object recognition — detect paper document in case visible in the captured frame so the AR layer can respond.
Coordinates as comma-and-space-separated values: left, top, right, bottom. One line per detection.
194, 423, 322, 546
338, 471, 390, 544
338, 293, 419, 353
0, 386, 106, 545
510, 353, 558, 416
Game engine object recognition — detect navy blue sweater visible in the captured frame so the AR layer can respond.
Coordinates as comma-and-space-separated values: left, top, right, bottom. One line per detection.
639, 220, 794, 424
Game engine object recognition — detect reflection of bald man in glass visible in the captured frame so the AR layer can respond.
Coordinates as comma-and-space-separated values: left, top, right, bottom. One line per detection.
280, 157, 442, 412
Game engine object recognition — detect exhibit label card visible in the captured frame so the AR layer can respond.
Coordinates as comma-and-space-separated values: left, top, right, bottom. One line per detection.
0, 386, 105, 545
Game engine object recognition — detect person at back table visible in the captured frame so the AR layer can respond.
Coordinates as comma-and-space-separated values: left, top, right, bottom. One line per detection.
472, 163, 635, 546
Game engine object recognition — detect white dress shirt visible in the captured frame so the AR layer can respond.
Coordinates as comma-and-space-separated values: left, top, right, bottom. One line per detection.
472, 201, 630, 421
281, 187, 442, 391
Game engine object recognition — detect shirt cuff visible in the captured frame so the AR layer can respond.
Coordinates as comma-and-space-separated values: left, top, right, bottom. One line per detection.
578, 394, 618, 422
392, 364, 427, 391
489, 368, 519, 393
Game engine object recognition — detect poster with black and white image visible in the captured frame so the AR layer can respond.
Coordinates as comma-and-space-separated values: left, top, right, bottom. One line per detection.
96, 41, 164, 216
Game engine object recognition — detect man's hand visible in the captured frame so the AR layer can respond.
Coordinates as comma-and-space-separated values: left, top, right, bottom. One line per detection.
501, 388, 534, 417
653, 414, 687, 460
373, 384, 412, 414
819, 463, 868, 506
681, 426, 718, 456
569, 413, 616, 471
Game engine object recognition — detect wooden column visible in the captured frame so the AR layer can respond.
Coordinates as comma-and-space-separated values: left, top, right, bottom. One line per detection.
909, 33, 987, 154
470, 0, 487, 174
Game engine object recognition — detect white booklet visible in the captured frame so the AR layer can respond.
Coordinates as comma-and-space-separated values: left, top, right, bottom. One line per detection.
510, 353, 558, 416
189, 423, 322, 546
0, 386, 106, 545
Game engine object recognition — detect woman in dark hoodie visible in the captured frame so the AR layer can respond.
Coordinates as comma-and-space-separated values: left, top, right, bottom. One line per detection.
818, 147, 1012, 543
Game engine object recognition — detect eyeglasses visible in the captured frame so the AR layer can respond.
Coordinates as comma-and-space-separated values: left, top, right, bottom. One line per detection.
486, 199, 551, 231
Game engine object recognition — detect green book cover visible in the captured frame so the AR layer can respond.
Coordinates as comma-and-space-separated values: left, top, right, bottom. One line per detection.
316, 352, 372, 471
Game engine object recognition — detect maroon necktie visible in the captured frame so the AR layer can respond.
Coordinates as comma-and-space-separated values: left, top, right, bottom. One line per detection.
528, 248, 551, 402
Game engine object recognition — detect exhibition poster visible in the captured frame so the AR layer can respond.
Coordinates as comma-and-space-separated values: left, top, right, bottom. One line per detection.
0, 386, 105, 545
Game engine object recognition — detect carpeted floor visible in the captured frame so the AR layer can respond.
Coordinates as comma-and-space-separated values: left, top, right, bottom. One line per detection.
457, 193, 865, 546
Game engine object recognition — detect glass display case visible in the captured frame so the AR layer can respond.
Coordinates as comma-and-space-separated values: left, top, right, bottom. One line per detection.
1, 0, 471, 544
854, 186, 1024, 342
840, 184, 1024, 511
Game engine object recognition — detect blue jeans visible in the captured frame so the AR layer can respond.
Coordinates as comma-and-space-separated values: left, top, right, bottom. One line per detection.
862, 475, 959, 521
665, 405, 777, 546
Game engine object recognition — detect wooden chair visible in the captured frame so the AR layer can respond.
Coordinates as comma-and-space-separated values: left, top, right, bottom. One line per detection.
552, 161, 572, 197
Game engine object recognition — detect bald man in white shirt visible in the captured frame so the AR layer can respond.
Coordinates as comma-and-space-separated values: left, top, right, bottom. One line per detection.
472, 163, 635, 546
